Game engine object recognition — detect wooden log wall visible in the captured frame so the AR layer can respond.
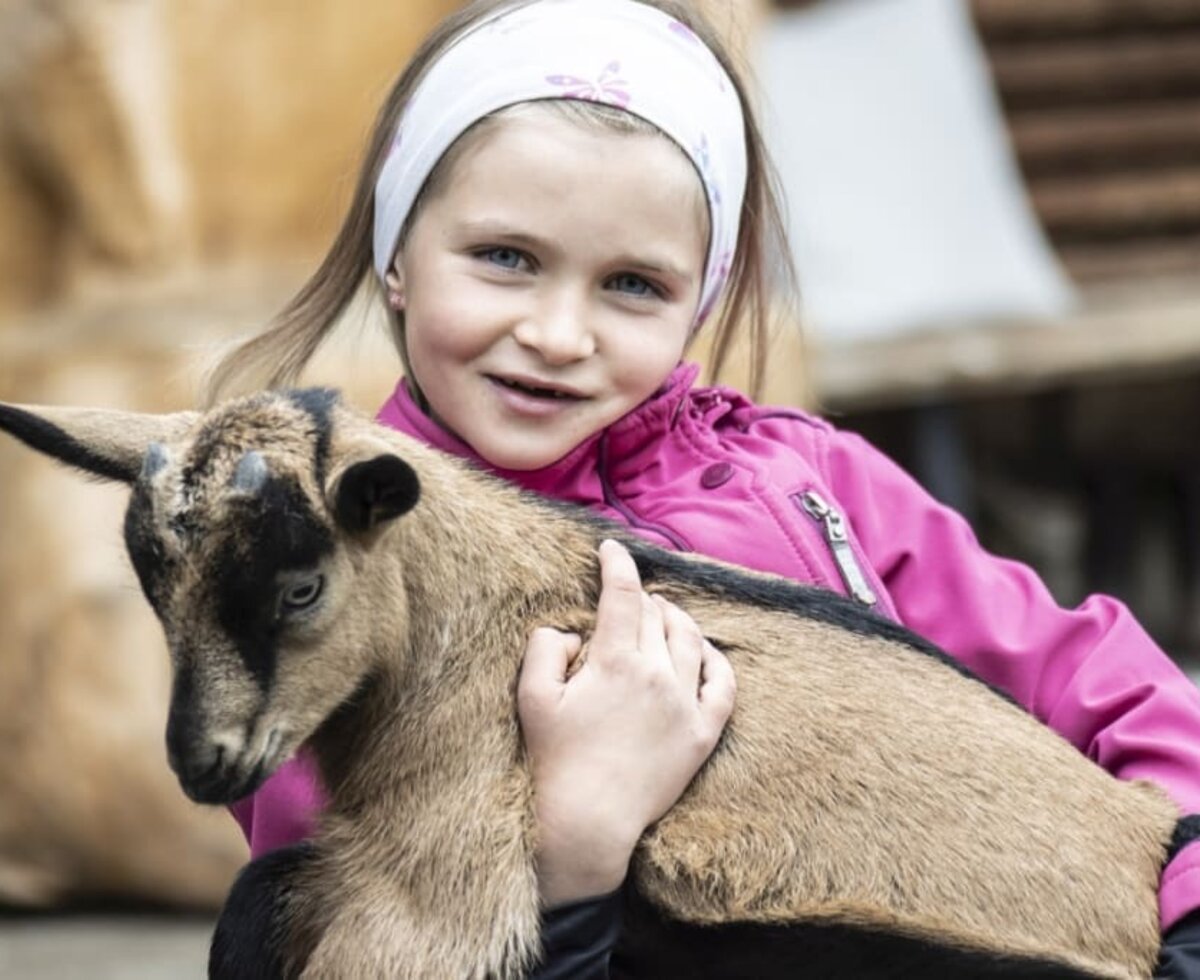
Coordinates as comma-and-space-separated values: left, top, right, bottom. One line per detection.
774, 0, 1200, 286
976, 0, 1200, 284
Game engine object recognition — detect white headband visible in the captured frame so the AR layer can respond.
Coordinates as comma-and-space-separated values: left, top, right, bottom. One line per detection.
372, 0, 747, 324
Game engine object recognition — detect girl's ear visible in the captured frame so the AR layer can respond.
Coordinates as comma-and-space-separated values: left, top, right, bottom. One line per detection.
384, 267, 405, 311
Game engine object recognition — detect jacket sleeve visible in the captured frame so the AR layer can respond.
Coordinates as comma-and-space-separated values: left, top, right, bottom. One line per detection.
821, 425, 1200, 930
528, 892, 623, 979
1158, 909, 1200, 979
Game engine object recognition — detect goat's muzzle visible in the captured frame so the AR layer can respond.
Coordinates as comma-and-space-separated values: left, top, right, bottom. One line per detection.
166, 712, 278, 804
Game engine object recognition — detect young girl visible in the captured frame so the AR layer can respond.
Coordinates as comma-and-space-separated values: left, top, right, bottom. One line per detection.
213, 0, 1200, 975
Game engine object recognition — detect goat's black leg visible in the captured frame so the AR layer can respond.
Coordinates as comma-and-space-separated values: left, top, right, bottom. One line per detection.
209, 841, 315, 980
613, 888, 1103, 979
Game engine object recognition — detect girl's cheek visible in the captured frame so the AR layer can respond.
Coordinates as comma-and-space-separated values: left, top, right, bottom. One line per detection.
627, 316, 690, 360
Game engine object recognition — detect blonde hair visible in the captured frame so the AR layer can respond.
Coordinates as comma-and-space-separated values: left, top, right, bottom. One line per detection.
205, 0, 798, 405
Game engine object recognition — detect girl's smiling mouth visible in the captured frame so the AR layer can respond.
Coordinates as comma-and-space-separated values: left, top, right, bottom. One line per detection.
487, 374, 587, 401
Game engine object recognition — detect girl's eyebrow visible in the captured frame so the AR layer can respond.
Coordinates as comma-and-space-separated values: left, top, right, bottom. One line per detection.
454, 220, 546, 252
614, 255, 696, 284
455, 219, 695, 283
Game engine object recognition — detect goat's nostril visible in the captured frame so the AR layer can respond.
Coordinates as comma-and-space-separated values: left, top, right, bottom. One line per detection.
173, 742, 227, 785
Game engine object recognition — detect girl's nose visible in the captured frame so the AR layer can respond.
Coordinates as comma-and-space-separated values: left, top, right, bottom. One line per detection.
512, 294, 596, 364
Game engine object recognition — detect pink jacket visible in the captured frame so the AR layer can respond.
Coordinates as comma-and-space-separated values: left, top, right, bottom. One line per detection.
232, 363, 1200, 929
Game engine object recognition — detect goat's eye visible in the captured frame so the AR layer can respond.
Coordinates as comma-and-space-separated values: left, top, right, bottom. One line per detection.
280, 575, 324, 613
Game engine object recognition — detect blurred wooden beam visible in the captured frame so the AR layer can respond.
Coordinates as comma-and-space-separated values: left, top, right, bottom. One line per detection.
1011, 101, 1200, 176
988, 33, 1200, 109
808, 285, 1200, 411
969, 0, 1200, 39
1031, 168, 1200, 237
1060, 236, 1200, 283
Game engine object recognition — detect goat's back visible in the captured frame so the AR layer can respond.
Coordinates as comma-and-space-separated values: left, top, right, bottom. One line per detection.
621, 563, 1174, 980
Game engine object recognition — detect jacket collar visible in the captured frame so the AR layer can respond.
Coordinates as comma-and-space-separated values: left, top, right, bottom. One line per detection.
376, 362, 702, 501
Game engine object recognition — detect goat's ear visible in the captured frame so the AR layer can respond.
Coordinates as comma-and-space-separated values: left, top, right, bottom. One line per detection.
0, 402, 197, 485
332, 454, 421, 534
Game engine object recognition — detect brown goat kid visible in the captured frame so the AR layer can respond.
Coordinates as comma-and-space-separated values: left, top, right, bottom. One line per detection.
0, 388, 1188, 979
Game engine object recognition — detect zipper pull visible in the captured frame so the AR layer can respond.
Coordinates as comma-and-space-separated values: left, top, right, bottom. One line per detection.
797, 490, 878, 606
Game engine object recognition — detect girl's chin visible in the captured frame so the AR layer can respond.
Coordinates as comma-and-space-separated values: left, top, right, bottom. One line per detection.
468, 428, 596, 472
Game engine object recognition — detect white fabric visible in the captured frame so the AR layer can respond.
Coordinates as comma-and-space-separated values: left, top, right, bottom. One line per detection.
759, 0, 1074, 341
372, 0, 747, 323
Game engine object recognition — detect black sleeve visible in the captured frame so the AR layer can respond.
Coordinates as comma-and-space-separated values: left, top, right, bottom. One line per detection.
1157, 910, 1200, 979
527, 890, 623, 980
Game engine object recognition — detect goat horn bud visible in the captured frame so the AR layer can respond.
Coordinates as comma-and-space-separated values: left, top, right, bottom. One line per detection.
141, 442, 170, 480
231, 450, 269, 494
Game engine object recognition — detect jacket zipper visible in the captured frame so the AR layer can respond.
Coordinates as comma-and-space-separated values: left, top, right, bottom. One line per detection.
795, 490, 878, 606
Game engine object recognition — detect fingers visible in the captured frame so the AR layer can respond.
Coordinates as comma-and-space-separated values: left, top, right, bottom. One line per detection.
589, 539, 644, 661
653, 595, 703, 690
518, 627, 582, 712
637, 592, 667, 662
697, 639, 737, 728
586, 540, 734, 734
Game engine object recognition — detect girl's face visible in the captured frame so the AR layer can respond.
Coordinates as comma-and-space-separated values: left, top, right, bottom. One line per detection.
389, 110, 708, 471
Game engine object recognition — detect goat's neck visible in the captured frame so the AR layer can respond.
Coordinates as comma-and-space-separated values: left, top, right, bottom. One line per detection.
314, 462, 595, 808
398, 465, 594, 650
343, 452, 595, 707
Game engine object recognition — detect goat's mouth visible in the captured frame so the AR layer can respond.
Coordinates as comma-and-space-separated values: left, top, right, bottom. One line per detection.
175, 728, 285, 805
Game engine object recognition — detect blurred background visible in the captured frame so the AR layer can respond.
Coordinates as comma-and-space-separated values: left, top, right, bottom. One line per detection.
2, 0, 1199, 974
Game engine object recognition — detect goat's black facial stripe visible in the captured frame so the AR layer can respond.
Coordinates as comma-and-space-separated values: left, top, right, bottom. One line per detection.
0, 404, 138, 483
214, 474, 335, 689
285, 388, 340, 492
124, 486, 176, 612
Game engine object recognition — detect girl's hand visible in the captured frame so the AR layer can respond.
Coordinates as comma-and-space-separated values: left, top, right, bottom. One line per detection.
518, 538, 736, 907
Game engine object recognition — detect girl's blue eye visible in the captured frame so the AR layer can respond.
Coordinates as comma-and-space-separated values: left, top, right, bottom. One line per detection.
482, 247, 524, 270
610, 273, 658, 298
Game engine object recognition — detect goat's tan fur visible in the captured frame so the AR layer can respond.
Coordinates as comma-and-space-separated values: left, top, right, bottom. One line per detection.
0, 392, 1180, 979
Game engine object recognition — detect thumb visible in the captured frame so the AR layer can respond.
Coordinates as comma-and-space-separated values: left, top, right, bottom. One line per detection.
518, 628, 582, 712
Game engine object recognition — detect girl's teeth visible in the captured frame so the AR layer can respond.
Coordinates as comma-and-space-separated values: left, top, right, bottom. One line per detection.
503, 379, 566, 399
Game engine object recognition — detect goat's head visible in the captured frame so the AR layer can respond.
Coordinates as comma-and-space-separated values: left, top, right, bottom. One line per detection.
0, 389, 420, 804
